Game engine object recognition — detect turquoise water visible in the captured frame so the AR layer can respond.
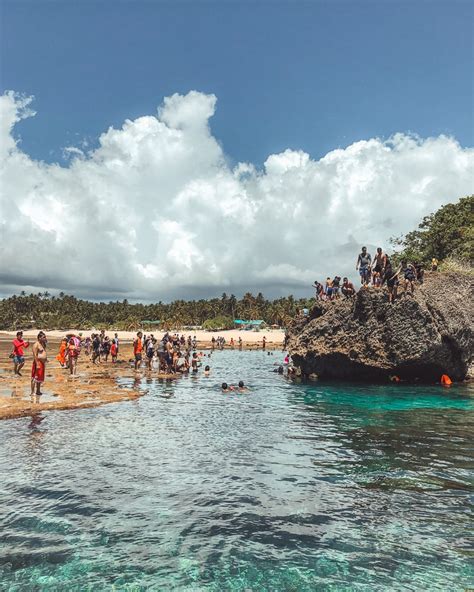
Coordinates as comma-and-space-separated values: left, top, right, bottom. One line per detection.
0, 350, 473, 591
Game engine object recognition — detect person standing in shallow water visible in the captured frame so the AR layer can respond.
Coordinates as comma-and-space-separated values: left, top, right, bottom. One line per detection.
133, 331, 143, 371
31, 331, 47, 396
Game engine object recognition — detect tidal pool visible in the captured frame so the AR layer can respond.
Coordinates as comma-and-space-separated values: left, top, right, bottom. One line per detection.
0, 350, 473, 591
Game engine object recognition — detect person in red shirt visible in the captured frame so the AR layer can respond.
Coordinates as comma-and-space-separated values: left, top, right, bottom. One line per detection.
133, 331, 143, 371
12, 331, 30, 376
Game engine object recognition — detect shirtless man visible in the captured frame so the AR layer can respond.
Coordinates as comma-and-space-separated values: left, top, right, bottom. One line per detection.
165, 339, 174, 373
31, 331, 48, 396
372, 247, 386, 284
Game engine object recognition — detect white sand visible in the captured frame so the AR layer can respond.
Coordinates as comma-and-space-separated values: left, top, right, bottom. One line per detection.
0, 328, 285, 344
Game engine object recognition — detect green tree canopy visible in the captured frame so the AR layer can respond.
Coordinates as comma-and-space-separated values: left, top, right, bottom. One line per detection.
390, 195, 473, 266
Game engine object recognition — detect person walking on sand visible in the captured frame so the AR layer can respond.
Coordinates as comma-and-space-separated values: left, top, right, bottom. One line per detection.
31, 331, 48, 396
133, 331, 143, 371
262, 336, 266, 350
12, 331, 30, 376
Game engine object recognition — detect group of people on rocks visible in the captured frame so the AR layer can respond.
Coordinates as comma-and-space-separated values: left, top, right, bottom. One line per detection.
313, 246, 432, 304
10, 330, 48, 396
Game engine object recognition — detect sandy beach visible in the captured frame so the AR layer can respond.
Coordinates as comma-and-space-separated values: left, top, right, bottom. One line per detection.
1, 328, 285, 346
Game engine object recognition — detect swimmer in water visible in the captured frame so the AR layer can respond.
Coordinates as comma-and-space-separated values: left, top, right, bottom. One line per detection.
204, 365, 210, 376
221, 382, 234, 392
237, 380, 248, 392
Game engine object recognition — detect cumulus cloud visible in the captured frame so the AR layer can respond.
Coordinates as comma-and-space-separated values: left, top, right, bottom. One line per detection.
0, 90, 472, 301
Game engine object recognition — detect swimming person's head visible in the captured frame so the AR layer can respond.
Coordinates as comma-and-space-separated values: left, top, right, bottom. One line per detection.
221, 382, 228, 390
278, 366, 284, 374
238, 381, 244, 388
205, 365, 210, 371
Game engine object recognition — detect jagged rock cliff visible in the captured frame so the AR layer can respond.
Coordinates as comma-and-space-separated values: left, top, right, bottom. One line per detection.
288, 272, 473, 382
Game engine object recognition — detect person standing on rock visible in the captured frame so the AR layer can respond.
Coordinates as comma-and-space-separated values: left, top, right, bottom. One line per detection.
11, 331, 30, 376
133, 331, 143, 371
382, 258, 398, 303
372, 247, 387, 284
356, 246, 372, 287
31, 331, 48, 396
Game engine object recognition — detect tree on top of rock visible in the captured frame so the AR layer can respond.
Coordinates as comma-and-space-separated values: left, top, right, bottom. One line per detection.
391, 195, 473, 267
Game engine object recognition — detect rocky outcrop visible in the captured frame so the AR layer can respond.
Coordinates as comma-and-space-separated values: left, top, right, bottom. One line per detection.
288, 272, 473, 382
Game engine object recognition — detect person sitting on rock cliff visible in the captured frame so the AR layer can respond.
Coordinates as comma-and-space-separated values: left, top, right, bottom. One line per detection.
341, 277, 356, 298
356, 246, 372, 287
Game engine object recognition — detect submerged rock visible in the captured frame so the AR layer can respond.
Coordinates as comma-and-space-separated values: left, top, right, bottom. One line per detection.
288, 272, 473, 382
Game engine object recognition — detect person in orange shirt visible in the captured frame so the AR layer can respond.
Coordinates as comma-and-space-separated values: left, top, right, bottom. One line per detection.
133, 331, 143, 370
56, 338, 68, 368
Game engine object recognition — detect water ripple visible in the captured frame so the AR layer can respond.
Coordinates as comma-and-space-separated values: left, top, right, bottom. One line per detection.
0, 350, 472, 590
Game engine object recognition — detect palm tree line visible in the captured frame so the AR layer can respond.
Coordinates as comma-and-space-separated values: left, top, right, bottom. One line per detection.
0, 291, 314, 331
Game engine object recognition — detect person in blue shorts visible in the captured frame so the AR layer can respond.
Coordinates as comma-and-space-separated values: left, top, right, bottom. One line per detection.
356, 246, 372, 286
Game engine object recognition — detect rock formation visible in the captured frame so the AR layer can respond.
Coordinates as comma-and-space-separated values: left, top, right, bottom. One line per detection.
288, 272, 473, 382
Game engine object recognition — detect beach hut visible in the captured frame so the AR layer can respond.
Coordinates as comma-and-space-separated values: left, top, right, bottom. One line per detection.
141, 320, 161, 328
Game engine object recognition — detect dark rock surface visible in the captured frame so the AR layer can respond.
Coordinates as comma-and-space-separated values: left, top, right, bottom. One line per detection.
288, 272, 474, 382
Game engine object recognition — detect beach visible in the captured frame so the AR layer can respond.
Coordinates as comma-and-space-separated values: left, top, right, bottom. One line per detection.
1, 328, 285, 345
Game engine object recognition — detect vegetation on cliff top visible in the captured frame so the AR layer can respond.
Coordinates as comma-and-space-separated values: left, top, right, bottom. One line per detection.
390, 194, 473, 268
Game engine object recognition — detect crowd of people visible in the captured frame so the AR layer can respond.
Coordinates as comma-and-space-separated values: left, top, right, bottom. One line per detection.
10, 328, 265, 397
8, 246, 438, 397
312, 247, 435, 304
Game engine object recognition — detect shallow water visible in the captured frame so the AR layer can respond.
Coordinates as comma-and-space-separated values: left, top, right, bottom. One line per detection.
1, 350, 473, 591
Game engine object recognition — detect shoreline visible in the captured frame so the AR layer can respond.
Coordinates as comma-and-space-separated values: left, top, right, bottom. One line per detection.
0, 336, 285, 421
0, 328, 285, 346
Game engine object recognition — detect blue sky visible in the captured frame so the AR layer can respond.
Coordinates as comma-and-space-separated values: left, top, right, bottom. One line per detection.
1, 0, 473, 301
1, 0, 472, 166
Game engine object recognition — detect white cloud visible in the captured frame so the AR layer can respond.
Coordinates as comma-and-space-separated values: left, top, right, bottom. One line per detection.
0, 90, 472, 300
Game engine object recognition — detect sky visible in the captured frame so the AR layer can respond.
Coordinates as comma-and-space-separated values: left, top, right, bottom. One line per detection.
0, 0, 473, 302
